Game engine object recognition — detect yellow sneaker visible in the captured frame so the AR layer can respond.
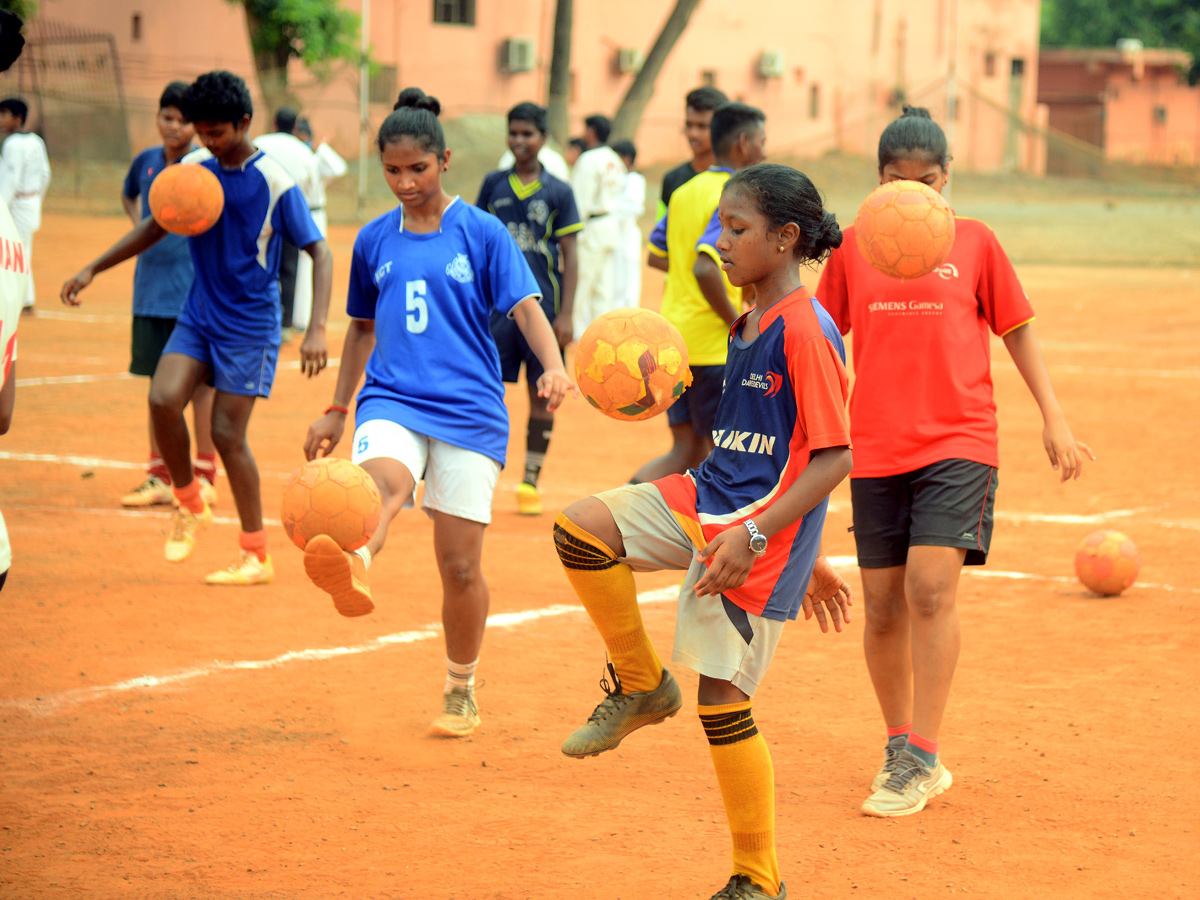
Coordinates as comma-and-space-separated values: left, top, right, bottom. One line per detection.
429, 687, 480, 737
164, 502, 213, 562
516, 482, 543, 516
205, 551, 274, 585
122, 475, 173, 508
303, 534, 374, 617
199, 479, 219, 507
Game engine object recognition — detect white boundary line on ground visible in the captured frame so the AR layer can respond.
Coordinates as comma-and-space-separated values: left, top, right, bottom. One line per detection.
2, 585, 682, 716
14, 357, 342, 388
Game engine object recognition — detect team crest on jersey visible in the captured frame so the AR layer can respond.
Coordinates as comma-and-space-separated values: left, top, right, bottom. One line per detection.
446, 253, 474, 284
374, 260, 392, 284
741, 370, 782, 397
934, 263, 959, 280
527, 199, 550, 226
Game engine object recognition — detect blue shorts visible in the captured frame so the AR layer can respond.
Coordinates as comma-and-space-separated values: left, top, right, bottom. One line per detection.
162, 320, 279, 397
490, 302, 563, 386
666, 364, 724, 438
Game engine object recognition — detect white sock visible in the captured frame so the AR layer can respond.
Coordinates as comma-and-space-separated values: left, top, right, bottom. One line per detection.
445, 657, 478, 694
354, 546, 373, 569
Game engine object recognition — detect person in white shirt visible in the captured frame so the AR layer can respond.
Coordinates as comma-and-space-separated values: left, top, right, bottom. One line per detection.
610, 139, 647, 307
0, 9, 30, 590
254, 107, 321, 336
294, 117, 346, 333
0, 97, 50, 314
569, 115, 626, 339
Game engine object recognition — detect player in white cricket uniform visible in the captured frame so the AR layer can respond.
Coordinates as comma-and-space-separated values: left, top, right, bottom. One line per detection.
569, 115, 626, 339
0, 97, 50, 313
610, 139, 647, 307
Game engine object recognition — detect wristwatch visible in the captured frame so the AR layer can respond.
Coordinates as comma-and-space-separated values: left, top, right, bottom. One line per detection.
744, 519, 768, 558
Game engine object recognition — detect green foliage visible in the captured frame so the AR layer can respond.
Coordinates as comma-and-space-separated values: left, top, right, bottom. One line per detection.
1041, 0, 1200, 83
0, 0, 37, 23
232, 0, 360, 69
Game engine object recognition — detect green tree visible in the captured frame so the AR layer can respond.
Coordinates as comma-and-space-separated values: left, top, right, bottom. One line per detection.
228, 0, 361, 111
0, 1, 36, 23
1041, 0, 1200, 83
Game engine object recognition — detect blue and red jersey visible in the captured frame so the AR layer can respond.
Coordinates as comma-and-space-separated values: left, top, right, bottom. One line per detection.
655, 287, 851, 621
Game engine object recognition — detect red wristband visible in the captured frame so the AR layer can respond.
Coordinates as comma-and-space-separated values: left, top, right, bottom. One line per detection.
324, 404, 349, 415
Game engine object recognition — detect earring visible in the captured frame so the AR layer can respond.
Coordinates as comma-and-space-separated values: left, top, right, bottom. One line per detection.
778, 245, 785, 252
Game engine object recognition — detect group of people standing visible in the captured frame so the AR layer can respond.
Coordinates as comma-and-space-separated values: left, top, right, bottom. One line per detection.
24, 57, 1091, 900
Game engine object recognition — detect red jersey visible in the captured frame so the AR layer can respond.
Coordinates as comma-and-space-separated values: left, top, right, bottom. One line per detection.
816, 217, 1034, 477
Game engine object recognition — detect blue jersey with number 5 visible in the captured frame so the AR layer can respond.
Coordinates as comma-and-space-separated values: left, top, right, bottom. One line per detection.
346, 198, 541, 466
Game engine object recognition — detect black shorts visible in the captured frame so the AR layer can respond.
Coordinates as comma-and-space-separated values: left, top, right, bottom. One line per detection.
129, 315, 178, 376
666, 364, 724, 439
490, 302, 564, 386
850, 459, 998, 568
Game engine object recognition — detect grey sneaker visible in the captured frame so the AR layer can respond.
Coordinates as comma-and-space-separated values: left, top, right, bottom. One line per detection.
561, 664, 682, 758
870, 734, 909, 791
709, 875, 787, 899
861, 748, 952, 817
428, 686, 480, 737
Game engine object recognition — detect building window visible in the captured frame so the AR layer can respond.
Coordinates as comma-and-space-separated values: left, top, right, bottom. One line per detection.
1153, 105, 1168, 125
433, 0, 475, 26
1011, 57, 1026, 78
984, 52, 996, 78
131, 13, 142, 41
809, 84, 820, 119
370, 65, 397, 105
701, 69, 717, 87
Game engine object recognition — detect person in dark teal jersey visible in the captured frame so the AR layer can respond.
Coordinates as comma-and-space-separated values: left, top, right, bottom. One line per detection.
303, 88, 574, 739
476, 101, 582, 517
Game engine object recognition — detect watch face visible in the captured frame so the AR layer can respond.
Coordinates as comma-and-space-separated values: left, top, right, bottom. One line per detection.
750, 533, 768, 553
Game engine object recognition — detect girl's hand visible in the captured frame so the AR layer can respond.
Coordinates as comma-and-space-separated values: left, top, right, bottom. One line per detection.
304, 411, 346, 461
1043, 416, 1095, 482
60, 268, 94, 306
693, 527, 757, 597
536, 368, 577, 412
802, 556, 852, 633
299, 328, 328, 377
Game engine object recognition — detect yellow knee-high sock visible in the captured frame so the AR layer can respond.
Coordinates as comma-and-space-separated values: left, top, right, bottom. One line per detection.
553, 513, 663, 693
700, 700, 780, 897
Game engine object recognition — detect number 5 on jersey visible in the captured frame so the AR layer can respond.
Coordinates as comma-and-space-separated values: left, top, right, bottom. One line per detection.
406, 279, 428, 334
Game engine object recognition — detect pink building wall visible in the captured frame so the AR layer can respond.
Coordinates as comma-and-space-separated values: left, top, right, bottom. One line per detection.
11, 0, 1043, 173
1038, 48, 1200, 167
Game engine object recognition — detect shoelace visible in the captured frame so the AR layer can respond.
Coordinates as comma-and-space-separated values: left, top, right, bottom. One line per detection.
443, 689, 478, 718
170, 510, 196, 542
586, 661, 627, 724
714, 875, 769, 899
882, 751, 930, 792
218, 551, 256, 573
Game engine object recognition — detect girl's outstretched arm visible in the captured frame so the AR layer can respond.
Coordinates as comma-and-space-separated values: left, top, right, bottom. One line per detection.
61, 216, 168, 306
512, 297, 576, 411
1002, 322, 1095, 481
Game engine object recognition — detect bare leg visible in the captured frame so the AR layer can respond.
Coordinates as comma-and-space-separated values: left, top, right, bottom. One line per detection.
191, 383, 216, 457
905, 545, 966, 742
208, 392, 260, 531
861, 565, 913, 728
147, 354, 210, 488
358, 457, 418, 558
432, 511, 489, 665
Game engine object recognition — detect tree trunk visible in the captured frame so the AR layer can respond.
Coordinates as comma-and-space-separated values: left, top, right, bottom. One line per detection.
546, 0, 573, 145
610, 0, 703, 143
244, 11, 295, 117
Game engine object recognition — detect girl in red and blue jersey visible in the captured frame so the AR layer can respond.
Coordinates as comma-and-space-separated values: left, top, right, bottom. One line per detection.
817, 106, 1093, 818
303, 88, 573, 739
554, 163, 854, 900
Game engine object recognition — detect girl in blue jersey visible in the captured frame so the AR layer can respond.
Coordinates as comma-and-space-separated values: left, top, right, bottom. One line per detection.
303, 89, 573, 738
554, 164, 854, 900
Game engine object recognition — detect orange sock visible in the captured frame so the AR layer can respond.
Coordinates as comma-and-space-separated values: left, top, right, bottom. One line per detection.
173, 479, 205, 515
239, 530, 268, 562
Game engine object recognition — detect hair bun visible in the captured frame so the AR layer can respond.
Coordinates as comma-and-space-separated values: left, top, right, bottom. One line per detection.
394, 87, 441, 117
816, 211, 843, 254
900, 104, 933, 120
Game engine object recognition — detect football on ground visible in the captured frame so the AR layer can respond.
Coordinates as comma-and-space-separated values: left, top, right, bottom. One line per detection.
1074, 529, 1141, 596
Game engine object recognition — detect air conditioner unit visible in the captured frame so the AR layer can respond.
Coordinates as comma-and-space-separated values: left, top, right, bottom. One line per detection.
616, 47, 644, 75
500, 37, 536, 74
758, 50, 785, 79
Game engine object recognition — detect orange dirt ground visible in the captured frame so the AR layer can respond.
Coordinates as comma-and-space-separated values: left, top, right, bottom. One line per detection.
1, 212, 1197, 900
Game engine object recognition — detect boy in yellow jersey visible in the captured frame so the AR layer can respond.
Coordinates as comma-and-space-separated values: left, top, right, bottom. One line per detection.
632, 102, 767, 483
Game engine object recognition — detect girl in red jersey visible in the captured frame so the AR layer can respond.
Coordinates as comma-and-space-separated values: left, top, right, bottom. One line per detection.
816, 106, 1094, 818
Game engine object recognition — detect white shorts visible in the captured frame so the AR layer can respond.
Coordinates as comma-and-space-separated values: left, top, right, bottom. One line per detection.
351, 419, 501, 525
595, 482, 786, 696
